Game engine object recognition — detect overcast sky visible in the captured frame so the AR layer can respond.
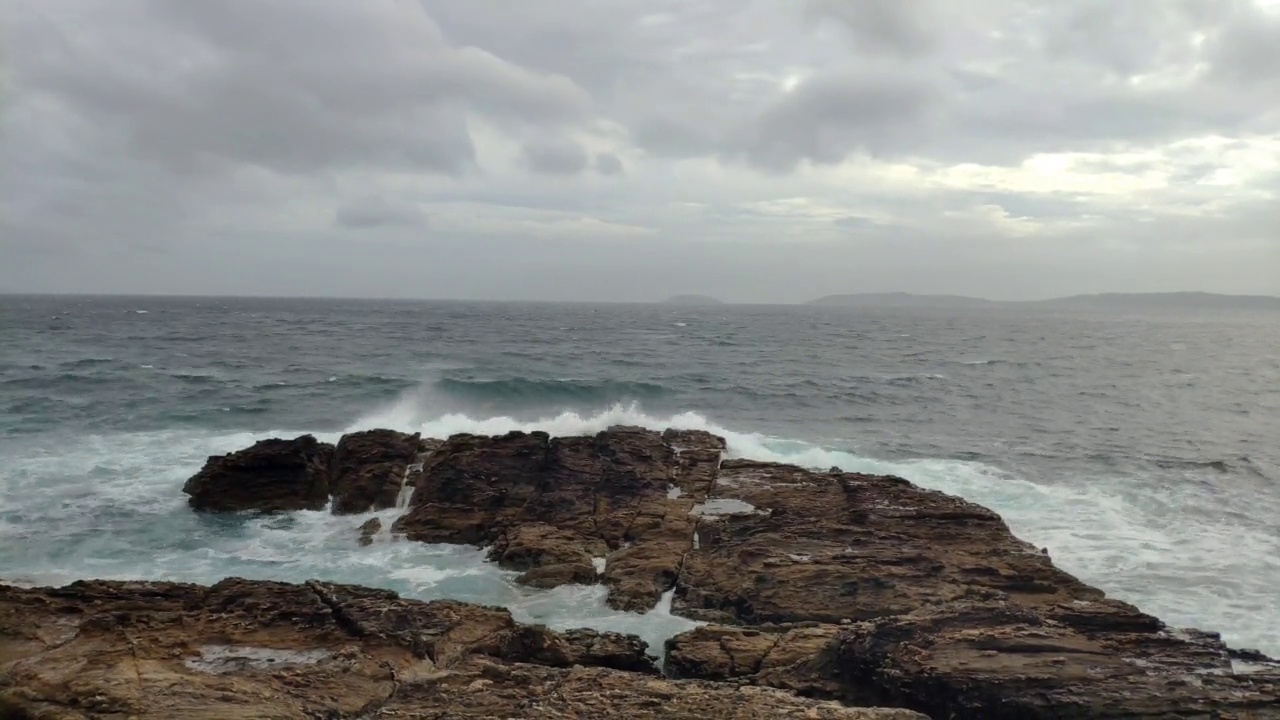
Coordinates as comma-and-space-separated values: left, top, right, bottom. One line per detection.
3, 0, 1279, 302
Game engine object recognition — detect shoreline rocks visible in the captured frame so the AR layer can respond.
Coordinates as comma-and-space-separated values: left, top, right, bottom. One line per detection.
0, 578, 924, 719
182, 429, 431, 515
24, 425, 1279, 718
182, 434, 333, 512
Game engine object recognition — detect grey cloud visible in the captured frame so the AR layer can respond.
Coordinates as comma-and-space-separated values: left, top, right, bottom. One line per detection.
4, 0, 1279, 301
521, 138, 589, 175
832, 216, 878, 229
17, 0, 593, 178
805, 0, 937, 58
733, 70, 947, 171
632, 114, 725, 159
594, 153, 624, 175
334, 197, 431, 229
1206, 5, 1280, 86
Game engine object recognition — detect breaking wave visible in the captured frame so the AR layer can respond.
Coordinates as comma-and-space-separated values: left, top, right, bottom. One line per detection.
433, 377, 669, 406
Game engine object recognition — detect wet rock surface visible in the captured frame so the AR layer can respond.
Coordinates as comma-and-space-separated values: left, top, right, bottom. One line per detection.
393, 427, 725, 611
0, 578, 924, 719
182, 430, 432, 515
329, 429, 425, 515
182, 434, 334, 512
114, 427, 1280, 716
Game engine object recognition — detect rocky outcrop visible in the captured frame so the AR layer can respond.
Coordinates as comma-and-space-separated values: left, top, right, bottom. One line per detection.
182, 434, 334, 512
329, 429, 424, 514
394, 427, 725, 611
661, 457, 1280, 717
673, 459, 1112, 625
182, 430, 435, 515
0, 578, 925, 719
163, 426, 1280, 717
664, 606, 1280, 718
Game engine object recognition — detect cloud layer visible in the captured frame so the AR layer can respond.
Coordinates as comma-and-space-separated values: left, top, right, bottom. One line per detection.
4, 0, 1278, 301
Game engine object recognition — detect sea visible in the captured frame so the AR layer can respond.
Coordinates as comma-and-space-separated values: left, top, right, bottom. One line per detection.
1, 295, 1277, 657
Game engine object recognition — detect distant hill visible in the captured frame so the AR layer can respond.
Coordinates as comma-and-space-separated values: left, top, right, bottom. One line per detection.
807, 292, 996, 309
807, 292, 1280, 311
663, 294, 725, 306
1034, 292, 1280, 311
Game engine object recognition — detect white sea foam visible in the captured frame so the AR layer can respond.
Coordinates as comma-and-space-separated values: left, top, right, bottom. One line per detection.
1, 402, 1277, 660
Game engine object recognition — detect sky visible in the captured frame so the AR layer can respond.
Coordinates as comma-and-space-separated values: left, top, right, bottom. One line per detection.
3, 0, 1279, 302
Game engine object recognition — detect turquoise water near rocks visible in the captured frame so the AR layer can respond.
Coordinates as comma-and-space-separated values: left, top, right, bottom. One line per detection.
2, 295, 1277, 655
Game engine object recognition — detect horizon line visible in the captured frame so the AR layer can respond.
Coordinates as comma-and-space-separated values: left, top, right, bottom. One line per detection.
2, 289, 1279, 305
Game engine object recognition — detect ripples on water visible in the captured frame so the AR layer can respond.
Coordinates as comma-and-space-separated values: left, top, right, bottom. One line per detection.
1, 295, 1277, 656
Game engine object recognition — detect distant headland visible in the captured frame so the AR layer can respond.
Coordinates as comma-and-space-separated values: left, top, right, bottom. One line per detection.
806, 291, 1280, 311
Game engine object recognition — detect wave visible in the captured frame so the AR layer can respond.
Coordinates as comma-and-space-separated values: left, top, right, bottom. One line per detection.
169, 372, 224, 385
432, 377, 669, 406
350, 400, 1001, 479
0, 373, 125, 391
249, 374, 412, 393
884, 373, 948, 384
1150, 455, 1271, 480
60, 357, 117, 369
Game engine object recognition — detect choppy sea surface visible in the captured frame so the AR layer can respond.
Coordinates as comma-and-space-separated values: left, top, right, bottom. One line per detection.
1, 295, 1277, 656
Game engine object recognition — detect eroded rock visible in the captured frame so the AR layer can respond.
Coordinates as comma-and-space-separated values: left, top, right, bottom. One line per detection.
394, 427, 725, 610
370, 659, 928, 719
836, 599, 1280, 718
182, 430, 440, 516
0, 578, 924, 720
674, 460, 1109, 625
183, 435, 334, 512
330, 429, 424, 515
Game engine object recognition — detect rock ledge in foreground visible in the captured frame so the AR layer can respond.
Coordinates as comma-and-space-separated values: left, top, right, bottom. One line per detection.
0, 578, 924, 720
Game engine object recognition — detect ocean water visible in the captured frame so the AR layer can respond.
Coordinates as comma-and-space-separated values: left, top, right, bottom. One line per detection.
1, 295, 1277, 657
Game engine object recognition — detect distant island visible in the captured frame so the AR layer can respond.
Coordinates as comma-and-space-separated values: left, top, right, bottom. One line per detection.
662, 294, 725, 306
807, 291, 1280, 311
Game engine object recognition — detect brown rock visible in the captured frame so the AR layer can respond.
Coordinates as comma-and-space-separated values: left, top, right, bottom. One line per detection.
394, 427, 724, 610
0, 578, 924, 719
662, 458, 1280, 717
371, 659, 928, 719
834, 599, 1280, 718
669, 610, 1280, 718
182, 435, 333, 512
665, 625, 780, 680
357, 517, 382, 546
667, 624, 853, 701
674, 460, 1110, 625
330, 429, 424, 515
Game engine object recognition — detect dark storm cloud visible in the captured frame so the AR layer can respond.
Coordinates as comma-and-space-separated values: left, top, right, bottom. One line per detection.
3, 0, 1278, 299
